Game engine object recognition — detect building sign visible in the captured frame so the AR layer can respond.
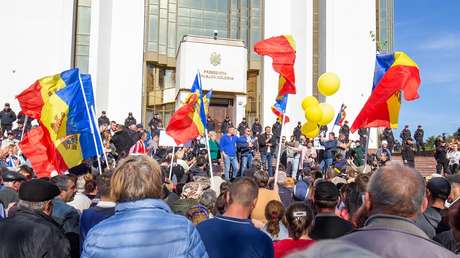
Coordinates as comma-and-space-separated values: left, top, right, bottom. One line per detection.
176, 37, 247, 94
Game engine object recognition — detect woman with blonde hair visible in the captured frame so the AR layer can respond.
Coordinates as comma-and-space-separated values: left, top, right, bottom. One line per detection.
81, 155, 208, 258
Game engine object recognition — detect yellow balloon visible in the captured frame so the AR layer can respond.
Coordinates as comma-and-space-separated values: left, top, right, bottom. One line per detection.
301, 96, 319, 111
318, 103, 335, 125
304, 126, 320, 138
318, 72, 340, 96
301, 122, 320, 138
305, 105, 323, 123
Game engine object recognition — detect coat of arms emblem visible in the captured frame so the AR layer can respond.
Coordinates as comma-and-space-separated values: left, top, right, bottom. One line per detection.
210, 52, 221, 66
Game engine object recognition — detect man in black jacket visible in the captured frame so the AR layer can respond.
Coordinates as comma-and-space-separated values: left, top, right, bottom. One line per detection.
293, 122, 302, 141
220, 115, 233, 134
206, 115, 216, 132
400, 125, 411, 142
0, 103, 16, 133
0, 179, 71, 258
111, 125, 136, 158
258, 126, 277, 177
382, 128, 395, 153
310, 181, 353, 240
435, 138, 449, 175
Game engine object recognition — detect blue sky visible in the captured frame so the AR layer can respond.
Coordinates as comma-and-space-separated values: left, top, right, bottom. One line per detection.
395, 0, 460, 137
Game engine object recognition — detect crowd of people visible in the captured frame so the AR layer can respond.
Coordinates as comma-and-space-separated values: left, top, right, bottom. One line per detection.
1, 103, 460, 258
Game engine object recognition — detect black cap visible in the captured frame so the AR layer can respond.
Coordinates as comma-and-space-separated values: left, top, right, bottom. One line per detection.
4, 103, 10, 106
136, 124, 144, 129
19, 179, 60, 202
2, 171, 26, 182
427, 177, 451, 201
102, 111, 106, 114
7, 131, 14, 135
315, 181, 339, 202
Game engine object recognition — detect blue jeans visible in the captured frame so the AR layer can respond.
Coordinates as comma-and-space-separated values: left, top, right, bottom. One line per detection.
224, 155, 239, 180
287, 156, 300, 179
261, 152, 273, 177
241, 154, 253, 176
320, 158, 333, 173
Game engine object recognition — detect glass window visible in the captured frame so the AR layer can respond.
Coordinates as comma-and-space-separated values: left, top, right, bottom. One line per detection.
148, 15, 159, 43
168, 22, 176, 48
178, 7, 190, 16
149, 5, 159, 15
216, 0, 227, 12
74, 0, 91, 74
177, 16, 189, 26
191, 17, 202, 27
190, 9, 203, 18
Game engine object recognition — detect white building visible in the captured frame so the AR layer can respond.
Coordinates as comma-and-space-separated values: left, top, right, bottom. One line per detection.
0, 0, 393, 147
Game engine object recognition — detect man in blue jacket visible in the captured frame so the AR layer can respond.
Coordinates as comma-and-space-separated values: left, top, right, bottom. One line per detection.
220, 127, 239, 180
197, 177, 274, 258
320, 132, 338, 173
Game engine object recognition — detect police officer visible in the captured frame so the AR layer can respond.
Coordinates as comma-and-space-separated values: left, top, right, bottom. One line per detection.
414, 125, 425, 153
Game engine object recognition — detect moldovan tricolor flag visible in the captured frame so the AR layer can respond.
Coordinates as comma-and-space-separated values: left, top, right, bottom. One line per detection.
351, 51, 421, 132
254, 35, 296, 121
17, 69, 103, 177
166, 73, 211, 145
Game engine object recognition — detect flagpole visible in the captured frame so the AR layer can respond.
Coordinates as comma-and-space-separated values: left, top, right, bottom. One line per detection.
20, 116, 28, 141
363, 128, 371, 170
274, 104, 288, 186
168, 146, 175, 181
78, 74, 102, 175
204, 128, 215, 190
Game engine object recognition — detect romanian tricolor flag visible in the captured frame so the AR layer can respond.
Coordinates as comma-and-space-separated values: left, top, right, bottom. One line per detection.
254, 35, 296, 121
17, 69, 102, 177
351, 52, 421, 132
334, 104, 347, 127
166, 73, 211, 145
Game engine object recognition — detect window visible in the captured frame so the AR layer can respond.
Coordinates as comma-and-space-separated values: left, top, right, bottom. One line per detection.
74, 0, 91, 73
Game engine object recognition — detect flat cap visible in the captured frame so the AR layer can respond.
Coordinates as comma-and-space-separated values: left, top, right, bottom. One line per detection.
2, 171, 26, 182
19, 179, 60, 202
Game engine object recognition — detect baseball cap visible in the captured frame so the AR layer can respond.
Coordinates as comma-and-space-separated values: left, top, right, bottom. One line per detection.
427, 177, 451, 201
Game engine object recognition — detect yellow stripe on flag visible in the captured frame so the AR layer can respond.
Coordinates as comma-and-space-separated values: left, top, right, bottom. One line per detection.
40, 93, 84, 168
392, 51, 418, 68
387, 91, 401, 129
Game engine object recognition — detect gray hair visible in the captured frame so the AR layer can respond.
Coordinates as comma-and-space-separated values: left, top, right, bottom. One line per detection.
17, 200, 47, 211
367, 162, 425, 217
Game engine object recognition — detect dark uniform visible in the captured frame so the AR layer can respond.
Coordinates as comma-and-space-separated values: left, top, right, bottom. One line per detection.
251, 121, 262, 136
383, 128, 395, 152
124, 114, 137, 127
98, 115, 110, 127
402, 140, 415, 168
339, 123, 350, 142
0, 105, 16, 133
414, 127, 425, 153
220, 117, 232, 133
237, 120, 249, 136
358, 128, 368, 150
400, 127, 411, 142
206, 117, 216, 132
293, 123, 302, 141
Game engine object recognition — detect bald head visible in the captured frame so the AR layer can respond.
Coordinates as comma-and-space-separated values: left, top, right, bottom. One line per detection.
367, 163, 426, 218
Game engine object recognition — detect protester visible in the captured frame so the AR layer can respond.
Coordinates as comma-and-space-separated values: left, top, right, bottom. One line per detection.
263, 200, 288, 241
0, 179, 70, 258
220, 127, 239, 180
382, 127, 395, 152
80, 172, 115, 245
293, 122, 302, 141
310, 181, 353, 240
273, 202, 315, 258
206, 115, 216, 132
341, 163, 457, 258
238, 127, 255, 176
339, 120, 350, 142
68, 174, 92, 213
415, 176, 451, 238
320, 133, 338, 173
0, 170, 25, 212
259, 126, 276, 176
208, 131, 220, 162
400, 125, 412, 142
81, 155, 207, 258
435, 137, 449, 175
447, 144, 460, 174
238, 117, 249, 136
197, 177, 274, 258
51, 175, 80, 258
251, 170, 281, 226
